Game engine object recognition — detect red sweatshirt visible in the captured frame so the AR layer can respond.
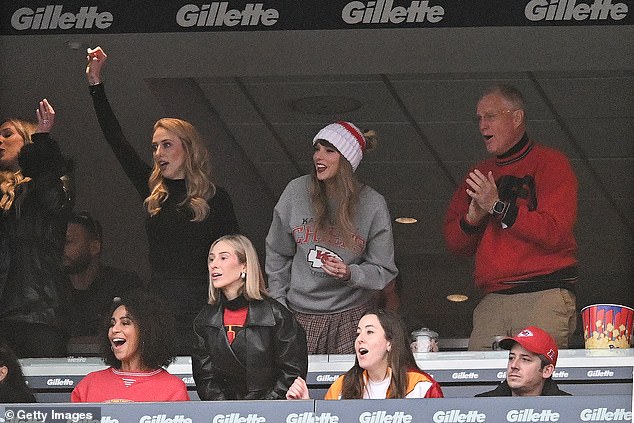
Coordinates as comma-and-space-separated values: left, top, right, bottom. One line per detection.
443, 139, 577, 293
71, 368, 189, 403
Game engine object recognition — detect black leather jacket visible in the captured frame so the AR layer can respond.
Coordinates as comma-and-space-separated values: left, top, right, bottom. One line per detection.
192, 295, 308, 400
0, 133, 70, 326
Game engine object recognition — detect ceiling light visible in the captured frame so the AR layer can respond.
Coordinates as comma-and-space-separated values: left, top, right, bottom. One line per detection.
446, 294, 469, 302
395, 217, 417, 224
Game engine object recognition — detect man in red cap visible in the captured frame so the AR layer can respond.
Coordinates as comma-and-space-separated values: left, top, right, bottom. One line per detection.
476, 326, 570, 397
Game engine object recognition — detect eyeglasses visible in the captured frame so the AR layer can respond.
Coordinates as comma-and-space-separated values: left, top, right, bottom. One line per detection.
70, 211, 103, 241
476, 109, 518, 124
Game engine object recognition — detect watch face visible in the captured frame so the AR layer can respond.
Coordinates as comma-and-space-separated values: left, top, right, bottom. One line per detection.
494, 201, 505, 213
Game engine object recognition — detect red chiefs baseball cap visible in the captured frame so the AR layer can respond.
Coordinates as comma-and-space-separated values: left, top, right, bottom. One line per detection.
499, 326, 558, 366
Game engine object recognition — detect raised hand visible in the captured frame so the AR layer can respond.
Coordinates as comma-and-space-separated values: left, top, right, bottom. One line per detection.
86, 46, 108, 85
35, 99, 55, 133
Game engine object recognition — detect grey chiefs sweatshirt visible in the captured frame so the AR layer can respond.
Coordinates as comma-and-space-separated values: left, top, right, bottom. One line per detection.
265, 175, 398, 314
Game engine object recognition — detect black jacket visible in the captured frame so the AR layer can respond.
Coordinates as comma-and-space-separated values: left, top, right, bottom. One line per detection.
192, 295, 308, 400
0, 133, 70, 327
475, 378, 571, 397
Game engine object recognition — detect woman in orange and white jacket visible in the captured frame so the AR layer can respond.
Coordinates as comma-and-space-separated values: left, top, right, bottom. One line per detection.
287, 309, 443, 400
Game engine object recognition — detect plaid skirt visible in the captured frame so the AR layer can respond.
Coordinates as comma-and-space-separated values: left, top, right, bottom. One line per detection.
292, 303, 372, 354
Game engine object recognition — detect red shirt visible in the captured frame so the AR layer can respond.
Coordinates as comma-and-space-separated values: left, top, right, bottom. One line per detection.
224, 306, 248, 344
71, 368, 189, 402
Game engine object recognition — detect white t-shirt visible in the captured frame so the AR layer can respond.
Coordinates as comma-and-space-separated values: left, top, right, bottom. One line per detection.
362, 371, 434, 399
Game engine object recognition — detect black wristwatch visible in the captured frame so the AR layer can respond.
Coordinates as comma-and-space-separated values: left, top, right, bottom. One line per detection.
489, 200, 507, 216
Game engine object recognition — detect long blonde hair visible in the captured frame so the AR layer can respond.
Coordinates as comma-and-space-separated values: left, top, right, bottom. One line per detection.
207, 234, 268, 304
310, 129, 378, 240
0, 119, 36, 213
144, 118, 216, 222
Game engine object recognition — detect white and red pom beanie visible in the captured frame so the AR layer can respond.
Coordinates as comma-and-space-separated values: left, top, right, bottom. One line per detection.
312, 121, 367, 172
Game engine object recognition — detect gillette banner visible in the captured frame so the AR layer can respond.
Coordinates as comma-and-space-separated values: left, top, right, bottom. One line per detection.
1, 0, 631, 35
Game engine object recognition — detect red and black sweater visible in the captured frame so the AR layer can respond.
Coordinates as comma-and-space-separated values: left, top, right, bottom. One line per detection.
443, 134, 578, 293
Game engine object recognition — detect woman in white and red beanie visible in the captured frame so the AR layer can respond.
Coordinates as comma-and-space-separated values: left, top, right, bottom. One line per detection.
266, 122, 398, 354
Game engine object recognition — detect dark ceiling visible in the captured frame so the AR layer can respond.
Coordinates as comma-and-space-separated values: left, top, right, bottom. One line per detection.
1, 24, 632, 340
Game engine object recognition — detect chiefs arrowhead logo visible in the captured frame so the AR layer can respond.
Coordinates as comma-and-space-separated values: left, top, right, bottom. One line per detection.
307, 245, 342, 269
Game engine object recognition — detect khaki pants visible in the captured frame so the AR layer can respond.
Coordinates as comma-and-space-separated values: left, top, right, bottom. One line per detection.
468, 288, 576, 351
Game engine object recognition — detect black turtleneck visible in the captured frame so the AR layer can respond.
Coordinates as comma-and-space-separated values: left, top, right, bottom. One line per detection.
497, 132, 530, 159
89, 83, 239, 281
220, 291, 249, 310
146, 178, 239, 279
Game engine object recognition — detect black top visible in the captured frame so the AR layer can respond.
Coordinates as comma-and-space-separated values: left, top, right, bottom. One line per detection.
88, 83, 239, 282
475, 379, 571, 397
146, 179, 238, 278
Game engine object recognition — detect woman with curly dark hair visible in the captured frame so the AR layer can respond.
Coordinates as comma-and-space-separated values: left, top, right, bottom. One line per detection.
71, 289, 189, 402
0, 342, 36, 402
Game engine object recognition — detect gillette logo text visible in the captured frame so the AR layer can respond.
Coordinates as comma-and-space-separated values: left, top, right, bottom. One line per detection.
11, 5, 113, 30
342, 0, 444, 24
176, 3, 279, 27
525, 0, 628, 21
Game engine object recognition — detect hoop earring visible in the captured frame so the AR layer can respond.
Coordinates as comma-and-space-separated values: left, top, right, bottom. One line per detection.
240, 271, 247, 281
